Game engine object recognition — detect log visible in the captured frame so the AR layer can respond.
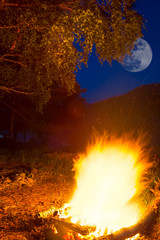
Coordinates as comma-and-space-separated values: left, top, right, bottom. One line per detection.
52, 218, 96, 236
39, 208, 96, 235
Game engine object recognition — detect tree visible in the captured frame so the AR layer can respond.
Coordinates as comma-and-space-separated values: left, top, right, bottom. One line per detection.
0, 0, 143, 111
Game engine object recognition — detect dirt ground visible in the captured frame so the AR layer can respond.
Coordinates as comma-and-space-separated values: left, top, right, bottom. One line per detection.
0, 152, 76, 239
0, 151, 160, 240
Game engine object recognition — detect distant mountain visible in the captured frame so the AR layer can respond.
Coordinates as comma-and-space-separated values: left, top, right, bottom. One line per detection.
57, 83, 160, 152
85, 83, 160, 147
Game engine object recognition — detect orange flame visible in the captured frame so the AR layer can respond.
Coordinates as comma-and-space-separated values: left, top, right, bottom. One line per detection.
67, 136, 150, 236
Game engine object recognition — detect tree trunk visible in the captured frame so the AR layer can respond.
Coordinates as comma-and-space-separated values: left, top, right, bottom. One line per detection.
9, 109, 15, 141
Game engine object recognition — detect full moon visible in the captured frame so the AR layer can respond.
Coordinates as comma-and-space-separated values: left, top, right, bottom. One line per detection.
121, 38, 152, 72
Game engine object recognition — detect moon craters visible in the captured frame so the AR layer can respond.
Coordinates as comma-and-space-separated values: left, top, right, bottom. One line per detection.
121, 38, 152, 72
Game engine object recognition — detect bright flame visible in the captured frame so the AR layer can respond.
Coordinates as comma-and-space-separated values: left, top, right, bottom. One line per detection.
67, 137, 150, 235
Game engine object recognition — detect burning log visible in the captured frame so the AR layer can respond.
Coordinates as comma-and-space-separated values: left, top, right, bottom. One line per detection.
38, 207, 96, 236
51, 218, 96, 236
38, 193, 160, 239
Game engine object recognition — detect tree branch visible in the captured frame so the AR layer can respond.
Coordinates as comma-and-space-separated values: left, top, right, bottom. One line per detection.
0, 2, 28, 9
0, 25, 18, 29
1, 54, 25, 58
0, 54, 27, 67
94, 0, 110, 16
58, 3, 73, 12
1, 58, 27, 67
0, 85, 35, 95
0, 24, 47, 31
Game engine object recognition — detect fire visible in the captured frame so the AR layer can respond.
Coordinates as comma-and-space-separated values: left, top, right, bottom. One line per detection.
66, 137, 150, 236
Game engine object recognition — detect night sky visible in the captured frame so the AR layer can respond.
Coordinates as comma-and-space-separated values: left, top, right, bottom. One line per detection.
77, 0, 160, 103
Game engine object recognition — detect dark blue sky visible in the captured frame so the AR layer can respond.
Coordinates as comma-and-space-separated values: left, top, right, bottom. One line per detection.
76, 0, 160, 103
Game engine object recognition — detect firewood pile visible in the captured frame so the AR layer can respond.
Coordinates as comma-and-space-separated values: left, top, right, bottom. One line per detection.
38, 182, 160, 240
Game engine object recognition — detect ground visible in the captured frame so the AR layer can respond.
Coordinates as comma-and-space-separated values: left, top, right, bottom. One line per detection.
0, 151, 75, 239
0, 149, 159, 240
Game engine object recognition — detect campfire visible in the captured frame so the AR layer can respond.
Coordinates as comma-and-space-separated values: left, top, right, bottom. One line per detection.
39, 136, 160, 240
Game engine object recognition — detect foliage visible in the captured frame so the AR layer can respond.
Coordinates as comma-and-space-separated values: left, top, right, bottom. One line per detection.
0, 0, 143, 110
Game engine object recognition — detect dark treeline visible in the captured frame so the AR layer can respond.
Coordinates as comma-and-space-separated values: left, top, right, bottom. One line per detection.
0, 83, 160, 152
